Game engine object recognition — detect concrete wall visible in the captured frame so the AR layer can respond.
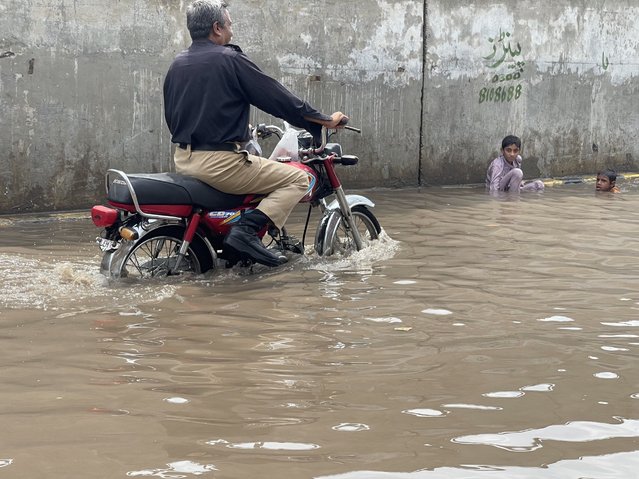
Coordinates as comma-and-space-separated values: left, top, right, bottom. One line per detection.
0, 0, 423, 213
0, 0, 184, 212
1, 0, 638, 213
237, 0, 424, 188
423, 0, 639, 185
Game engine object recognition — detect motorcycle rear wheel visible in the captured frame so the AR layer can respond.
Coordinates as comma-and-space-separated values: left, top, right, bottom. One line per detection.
321, 205, 381, 257
114, 226, 213, 279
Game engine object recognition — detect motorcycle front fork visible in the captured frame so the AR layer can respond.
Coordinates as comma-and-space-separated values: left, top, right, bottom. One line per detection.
332, 186, 364, 251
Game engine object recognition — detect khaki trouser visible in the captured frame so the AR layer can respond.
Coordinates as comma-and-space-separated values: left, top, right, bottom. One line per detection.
174, 146, 309, 229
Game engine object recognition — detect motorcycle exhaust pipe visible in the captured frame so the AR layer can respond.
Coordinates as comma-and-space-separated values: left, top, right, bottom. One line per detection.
119, 226, 139, 241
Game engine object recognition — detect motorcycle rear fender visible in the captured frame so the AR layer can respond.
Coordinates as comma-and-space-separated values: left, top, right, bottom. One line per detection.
100, 247, 121, 277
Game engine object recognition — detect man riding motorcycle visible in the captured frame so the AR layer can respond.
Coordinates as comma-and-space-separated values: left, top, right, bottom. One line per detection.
163, 0, 347, 267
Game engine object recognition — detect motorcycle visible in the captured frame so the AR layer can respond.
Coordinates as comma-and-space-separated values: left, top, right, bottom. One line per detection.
90, 123, 382, 279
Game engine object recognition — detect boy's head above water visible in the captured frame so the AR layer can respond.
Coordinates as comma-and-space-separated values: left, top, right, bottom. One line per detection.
596, 169, 617, 192
501, 135, 521, 165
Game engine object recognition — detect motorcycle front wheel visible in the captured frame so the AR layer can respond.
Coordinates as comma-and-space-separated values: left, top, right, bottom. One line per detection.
318, 205, 381, 257
111, 226, 214, 279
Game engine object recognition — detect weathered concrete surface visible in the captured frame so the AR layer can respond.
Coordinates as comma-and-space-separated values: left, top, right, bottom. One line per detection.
0, 0, 423, 213
0, 0, 185, 212
236, 0, 424, 188
423, 0, 639, 185
1, 0, 638, 213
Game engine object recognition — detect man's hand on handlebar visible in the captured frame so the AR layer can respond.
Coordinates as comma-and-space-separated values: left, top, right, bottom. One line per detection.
328, 112, 349, 128
307, 112, 349, 129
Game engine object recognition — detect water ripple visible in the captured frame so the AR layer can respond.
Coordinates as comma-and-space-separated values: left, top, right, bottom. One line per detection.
453, 418, 639, 452
316, 450, 639, 478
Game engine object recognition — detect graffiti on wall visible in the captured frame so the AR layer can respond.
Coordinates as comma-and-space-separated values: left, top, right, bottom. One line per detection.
479, 29, 525, 104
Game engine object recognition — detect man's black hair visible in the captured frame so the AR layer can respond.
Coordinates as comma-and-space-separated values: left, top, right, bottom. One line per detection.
597, 168, 617, 183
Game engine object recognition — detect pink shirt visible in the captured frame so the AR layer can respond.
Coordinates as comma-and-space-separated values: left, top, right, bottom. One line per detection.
486, 155, 522, 192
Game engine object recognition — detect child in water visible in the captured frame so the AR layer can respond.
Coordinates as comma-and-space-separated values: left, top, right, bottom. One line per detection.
596, 169, 620, 193
486, 135, 545, 193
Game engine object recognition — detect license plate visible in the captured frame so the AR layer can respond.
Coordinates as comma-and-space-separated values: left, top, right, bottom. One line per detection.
96, 237, 120, 252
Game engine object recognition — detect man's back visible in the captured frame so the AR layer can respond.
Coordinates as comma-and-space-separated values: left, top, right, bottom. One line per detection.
163, 40, 250, 146
164, 39, 329, 147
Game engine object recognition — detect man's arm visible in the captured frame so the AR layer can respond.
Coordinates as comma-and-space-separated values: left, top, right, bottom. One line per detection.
234, 53, 344, 136
486, 158, 502, 192
305, 112, 348, 129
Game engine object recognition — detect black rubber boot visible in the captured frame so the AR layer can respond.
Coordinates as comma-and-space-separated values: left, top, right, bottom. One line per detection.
223, 210, 287, 267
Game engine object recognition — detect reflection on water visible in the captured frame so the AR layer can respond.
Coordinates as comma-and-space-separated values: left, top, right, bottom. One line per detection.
317, 450, 639, 479
127, 461, 217, 477
2, 183, 639, 478
208, 439, 321, 450
453, 417, 639, 451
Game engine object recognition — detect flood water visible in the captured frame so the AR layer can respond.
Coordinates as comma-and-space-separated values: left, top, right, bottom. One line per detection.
1, 183, 639, 479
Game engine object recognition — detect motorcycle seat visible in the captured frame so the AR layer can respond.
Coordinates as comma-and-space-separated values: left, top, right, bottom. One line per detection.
107, 173, 249, 211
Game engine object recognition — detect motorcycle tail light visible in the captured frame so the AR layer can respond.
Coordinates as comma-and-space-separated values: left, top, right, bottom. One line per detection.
91, 205, 119, 227
119, 227, 139, 241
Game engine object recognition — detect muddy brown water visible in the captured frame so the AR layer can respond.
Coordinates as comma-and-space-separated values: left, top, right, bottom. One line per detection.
1, 184, 639, 479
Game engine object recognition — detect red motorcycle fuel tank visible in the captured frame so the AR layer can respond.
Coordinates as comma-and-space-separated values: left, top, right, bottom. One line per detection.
285, 161, 319, 203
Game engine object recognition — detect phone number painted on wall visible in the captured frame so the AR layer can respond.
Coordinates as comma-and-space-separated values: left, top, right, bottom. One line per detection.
479, 84, 522, 104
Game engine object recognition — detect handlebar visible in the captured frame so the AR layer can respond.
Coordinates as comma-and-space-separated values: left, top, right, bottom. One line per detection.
254, 122, 361, 157
255, 124, 284, 139
336, 116, 362, 134
301, 124, 361, 156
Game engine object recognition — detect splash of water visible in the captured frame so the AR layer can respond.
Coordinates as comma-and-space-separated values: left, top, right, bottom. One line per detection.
0, 253, 177, 311
307, 229, 400, 272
